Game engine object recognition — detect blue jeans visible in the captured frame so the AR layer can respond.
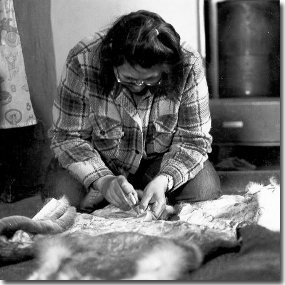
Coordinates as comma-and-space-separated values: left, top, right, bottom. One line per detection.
42, 157, 221, 212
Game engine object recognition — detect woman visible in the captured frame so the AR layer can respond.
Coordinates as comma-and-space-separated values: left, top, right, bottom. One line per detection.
44, 10, 221, 218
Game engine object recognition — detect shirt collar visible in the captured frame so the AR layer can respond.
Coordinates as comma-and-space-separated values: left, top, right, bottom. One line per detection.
112, 83, 153, 101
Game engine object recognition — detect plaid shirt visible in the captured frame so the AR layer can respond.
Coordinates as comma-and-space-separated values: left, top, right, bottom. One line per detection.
49, 33, 212, 192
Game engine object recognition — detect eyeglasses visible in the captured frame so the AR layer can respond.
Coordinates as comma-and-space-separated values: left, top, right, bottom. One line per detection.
114, 68, 162, 87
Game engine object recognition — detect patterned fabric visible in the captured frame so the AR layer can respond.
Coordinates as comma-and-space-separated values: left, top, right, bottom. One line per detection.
49, 33, 212, 191
0, 0, 37, 129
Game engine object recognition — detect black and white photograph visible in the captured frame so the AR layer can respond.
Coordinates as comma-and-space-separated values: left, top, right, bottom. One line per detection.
0, 0, 281, 281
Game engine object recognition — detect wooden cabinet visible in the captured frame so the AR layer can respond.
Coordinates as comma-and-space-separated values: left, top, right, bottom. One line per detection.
209, 98, 280, 194
210, 98, 280, 146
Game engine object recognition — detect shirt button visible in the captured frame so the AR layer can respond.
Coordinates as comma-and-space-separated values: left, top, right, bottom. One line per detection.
100, 130, 105, 135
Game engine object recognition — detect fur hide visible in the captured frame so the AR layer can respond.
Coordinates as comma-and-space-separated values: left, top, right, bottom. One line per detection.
0, 180, 280, 280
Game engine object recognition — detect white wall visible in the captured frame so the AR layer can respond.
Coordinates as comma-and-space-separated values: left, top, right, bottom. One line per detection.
51, 0, 200, 82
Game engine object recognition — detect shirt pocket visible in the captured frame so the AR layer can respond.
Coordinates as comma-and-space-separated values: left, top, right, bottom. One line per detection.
153, 114, 178, 153
92, 116, 124, 156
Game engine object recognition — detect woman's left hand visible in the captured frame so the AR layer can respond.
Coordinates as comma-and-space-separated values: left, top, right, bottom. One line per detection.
139, 175, 168, 219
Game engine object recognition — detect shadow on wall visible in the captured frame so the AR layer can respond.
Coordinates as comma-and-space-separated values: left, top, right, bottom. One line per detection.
0, 0, 57, 203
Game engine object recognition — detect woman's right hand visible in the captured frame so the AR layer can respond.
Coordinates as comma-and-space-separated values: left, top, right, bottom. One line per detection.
92, 175, 138, 211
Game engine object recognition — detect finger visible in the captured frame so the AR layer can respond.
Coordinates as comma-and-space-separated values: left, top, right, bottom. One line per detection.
159, 205, 176, 220
117, 175, 134, 193
116, 187, 132, 211
151, 201, 165, 219
117, 175, 138, 205
104, 190, 122, 209
139, 191, 153, 212
103, 178, 130, 210
113, 182, 134, 211
109, 196, 123, 209
135, 190, 144, 200
113, 189, 131, 211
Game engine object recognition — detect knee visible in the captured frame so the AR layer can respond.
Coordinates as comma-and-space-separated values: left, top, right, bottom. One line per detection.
197, 160, 222, 200
168, 160, 222, 203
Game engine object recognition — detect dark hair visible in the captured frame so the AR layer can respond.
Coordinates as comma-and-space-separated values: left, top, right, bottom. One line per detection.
98, 10, 186, 97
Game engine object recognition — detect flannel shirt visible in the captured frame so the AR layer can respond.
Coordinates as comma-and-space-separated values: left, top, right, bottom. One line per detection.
49, 33, 212, 192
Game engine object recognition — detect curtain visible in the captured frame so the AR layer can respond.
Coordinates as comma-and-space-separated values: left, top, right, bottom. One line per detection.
0, 0, 37, 129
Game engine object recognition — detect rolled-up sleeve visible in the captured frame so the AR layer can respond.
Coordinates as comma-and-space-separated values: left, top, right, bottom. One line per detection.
159, 52, 212, 191
49, 47, 113, 189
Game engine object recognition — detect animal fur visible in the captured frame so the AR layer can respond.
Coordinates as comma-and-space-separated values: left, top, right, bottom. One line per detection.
0, 197, 76, 266
0, 183, 280, 281
0, 208, 76, 237
0, 196, 205, 280
28, 232, 203, 280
